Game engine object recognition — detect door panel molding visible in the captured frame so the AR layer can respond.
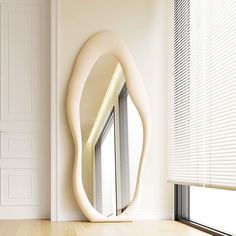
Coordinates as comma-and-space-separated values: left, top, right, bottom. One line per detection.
0, 0, 50, 219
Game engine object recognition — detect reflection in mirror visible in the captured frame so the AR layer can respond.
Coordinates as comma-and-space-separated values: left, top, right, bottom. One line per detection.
80, 54, 143, 217
95, 110, 116, 216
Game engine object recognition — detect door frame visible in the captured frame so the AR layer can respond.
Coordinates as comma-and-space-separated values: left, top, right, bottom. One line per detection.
51, 0, 59, 221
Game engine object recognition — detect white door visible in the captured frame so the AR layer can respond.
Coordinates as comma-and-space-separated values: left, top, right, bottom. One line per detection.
0, 0, 50, 219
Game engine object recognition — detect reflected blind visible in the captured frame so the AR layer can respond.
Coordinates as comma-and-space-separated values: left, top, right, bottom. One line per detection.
168, 0, 236, 189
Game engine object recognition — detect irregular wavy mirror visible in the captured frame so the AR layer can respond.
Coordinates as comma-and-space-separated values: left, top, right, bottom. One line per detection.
80, 54, 143, 217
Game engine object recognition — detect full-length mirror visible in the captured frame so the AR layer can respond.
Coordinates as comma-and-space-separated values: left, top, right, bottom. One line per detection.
67, 32, 151, 222
80, 54, 143, 217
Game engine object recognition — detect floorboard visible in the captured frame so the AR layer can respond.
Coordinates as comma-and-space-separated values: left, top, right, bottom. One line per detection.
0, 220, 210, 236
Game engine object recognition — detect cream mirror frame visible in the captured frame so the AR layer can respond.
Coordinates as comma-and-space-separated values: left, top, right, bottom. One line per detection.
67, 32, 151, 222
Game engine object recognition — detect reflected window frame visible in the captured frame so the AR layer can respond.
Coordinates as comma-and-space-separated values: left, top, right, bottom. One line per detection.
94, 107, 117, 216
93, 82, 141, 216
118, 85, 131, 213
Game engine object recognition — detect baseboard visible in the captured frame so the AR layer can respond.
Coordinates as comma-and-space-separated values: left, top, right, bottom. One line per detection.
135, 209, 174, 220
56, 211, 88, 221
0, 206, 50, 220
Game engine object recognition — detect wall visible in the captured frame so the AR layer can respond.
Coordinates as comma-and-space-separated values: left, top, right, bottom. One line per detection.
57, 0, 173, 220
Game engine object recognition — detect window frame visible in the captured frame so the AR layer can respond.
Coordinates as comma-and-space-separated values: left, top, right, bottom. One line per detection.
175, 184, 232, 236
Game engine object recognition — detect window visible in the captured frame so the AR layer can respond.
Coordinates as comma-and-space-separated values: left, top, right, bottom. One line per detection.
175, 185, 236, 235
169, 0, 236, 235
190, 186, 236, 234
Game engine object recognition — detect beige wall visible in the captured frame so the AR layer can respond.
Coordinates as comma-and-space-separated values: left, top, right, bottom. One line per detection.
58, 0, 173, 220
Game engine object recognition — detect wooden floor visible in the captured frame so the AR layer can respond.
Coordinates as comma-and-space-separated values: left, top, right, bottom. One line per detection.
0, 220, 210, 236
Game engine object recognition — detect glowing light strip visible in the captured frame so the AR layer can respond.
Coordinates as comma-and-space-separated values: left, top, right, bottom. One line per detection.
87, 63, 124, 144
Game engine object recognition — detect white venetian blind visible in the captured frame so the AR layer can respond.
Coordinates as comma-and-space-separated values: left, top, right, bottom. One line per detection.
168, 0, 236, 189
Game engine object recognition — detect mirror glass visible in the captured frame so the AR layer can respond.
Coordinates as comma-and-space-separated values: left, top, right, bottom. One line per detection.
80, 54, 143, 217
